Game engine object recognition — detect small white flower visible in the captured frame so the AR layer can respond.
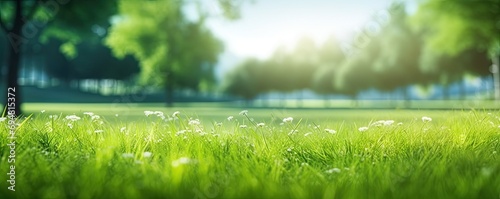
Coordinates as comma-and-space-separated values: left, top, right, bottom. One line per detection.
143, 152, 152, 158
176, 130, 186, 136
358, 127, 369, 132
154, 111, 164, 117
83, 112, 94, 116
172, 111, 180, 117
227, 116, 234, 121
383, 120, 395, 126
325, 129, 337, 134
65, 115, 81, 122
215, 122, 223, 127
422, 116, 432, 122
41, 110, 46, 113
67, 123, 74, 129
283, 117, 293, 123
257, 123, 265, 127
287, 148, 293, 152
94, 129, 104, 133
122, 153, 134, 158
325, 168, 341, 174
239, 124, 247, 128
144, 111, 154, 116
120, 127, 126, 133
188, 119, 201, 126
239, 110, 248, 116
171, 157, 196, 167
371, 120, 385, 127
91, 115, 101, 121
0, 117, 6, 122
304, 132, 312, 137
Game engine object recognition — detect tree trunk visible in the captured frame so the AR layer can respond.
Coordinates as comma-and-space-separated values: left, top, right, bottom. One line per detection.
443, 84, 450, 100
493, 54, 500, 100
4, 0, 24, 116
165, 74, 174, 107
403, 86, 411, 108
459, 78, 466, 100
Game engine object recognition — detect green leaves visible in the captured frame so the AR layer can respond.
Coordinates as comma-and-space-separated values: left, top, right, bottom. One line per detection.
106, 0, 223, 91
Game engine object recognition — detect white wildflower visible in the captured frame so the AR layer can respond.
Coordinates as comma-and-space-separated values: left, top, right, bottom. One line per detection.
122, 153, 134, 158
120, 127, 126, 133
325, 129, 337, 134
257, 123, 265, 127
239, 110, 248, 116
143, 152, 152, 158
94, 129, 104, 133
67, 123, 74, 129
144, 111, 154, 116
304, 132, 312, 137
287, 148, 293, 152
41, 110, 46, 113
358, 127, 369, 132
239, 124, 247, 128
188, 119, 201, 126
91, 115, 100, 121
371, 120, 385, 127
422, 116, 432, 122
283, 117, 293, 123
171, 157, 197, 167
0, 117, 6, 122
215, 122, 223, 127
325, 168, 341, 174
175, 130, 186, 136
227, 116, 234, 121
172, 111, 180, 118
65, 115, 81, 122
154, 111, 164, 116
83, 112, 94, 116
383, 120, 395, 126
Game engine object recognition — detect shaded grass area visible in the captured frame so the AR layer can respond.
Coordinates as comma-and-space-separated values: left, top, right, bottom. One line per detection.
0, 106, 499, 198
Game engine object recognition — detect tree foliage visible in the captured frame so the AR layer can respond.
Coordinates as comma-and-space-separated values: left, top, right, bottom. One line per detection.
106, 0, 229, 105
222, 1, 495, 102
1, 0, 119, 114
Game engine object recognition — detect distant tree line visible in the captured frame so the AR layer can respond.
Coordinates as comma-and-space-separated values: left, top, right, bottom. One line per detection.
221, 2, 495, 102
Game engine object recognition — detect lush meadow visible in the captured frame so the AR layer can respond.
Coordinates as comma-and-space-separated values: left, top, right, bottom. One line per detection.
1, 105, 499, 198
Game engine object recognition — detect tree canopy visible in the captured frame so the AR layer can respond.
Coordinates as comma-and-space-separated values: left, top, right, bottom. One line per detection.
106, 0, 238, 105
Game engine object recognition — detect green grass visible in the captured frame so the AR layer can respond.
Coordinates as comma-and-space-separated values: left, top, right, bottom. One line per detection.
1, 106, 499, 199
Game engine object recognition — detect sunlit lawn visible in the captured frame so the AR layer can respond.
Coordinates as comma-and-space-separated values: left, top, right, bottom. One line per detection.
0, 104, 499, 198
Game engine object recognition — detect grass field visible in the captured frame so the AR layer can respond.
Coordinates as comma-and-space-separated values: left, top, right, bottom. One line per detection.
1, 103, 499, 198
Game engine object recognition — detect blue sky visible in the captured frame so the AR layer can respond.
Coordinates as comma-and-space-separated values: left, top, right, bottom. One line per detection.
200, 0, 408, 59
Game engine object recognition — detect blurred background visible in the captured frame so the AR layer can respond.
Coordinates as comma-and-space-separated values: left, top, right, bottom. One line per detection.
1, 0, 499, 112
